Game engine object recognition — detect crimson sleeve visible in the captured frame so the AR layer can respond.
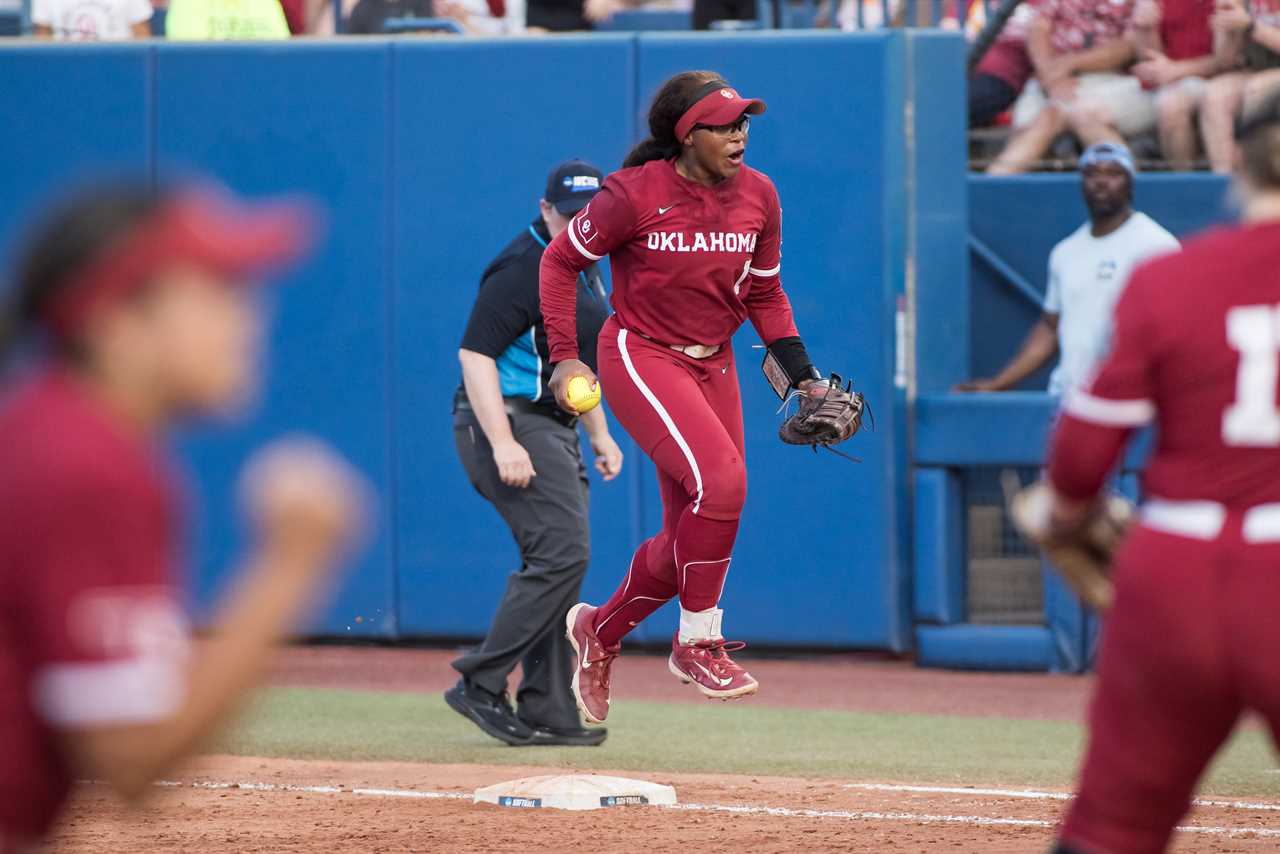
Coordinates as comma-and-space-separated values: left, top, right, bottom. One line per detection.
539, 180, 635, 363
1047, 272, 1158, 500
744, 185, 799, 345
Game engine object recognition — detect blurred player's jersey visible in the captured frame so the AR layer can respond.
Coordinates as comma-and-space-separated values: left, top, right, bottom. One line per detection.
1054, 221, 1280, 509
0, 371, 188, 846
541, 158, 797, 362
1043, 211, 1179, 396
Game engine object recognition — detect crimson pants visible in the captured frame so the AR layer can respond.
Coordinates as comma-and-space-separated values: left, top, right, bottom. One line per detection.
591, 316, 746, 646
1060, 516, 1280, 853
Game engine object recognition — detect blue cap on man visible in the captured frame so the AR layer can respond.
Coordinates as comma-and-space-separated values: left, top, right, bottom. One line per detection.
1080, 142, 1136, 180
545, 159, 604, 216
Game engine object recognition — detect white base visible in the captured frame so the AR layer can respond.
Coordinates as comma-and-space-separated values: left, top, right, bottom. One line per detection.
473, 774, 677, 811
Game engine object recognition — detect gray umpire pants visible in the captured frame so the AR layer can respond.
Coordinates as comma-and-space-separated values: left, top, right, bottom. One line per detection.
451, 409, 590, 729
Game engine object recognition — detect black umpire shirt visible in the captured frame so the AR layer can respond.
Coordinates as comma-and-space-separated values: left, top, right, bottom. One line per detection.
458, 217, 610, 416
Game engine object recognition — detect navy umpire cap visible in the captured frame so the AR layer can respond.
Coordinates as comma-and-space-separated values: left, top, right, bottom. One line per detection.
545, 160, 603, 216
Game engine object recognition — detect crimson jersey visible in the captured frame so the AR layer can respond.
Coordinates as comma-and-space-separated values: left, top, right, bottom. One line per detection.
1049, 221, 1280, 506
0, 371, 188, 848
540, 158, 798, 363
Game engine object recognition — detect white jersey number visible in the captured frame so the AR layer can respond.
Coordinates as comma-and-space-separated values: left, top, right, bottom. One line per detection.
1223, 304, 1280, 446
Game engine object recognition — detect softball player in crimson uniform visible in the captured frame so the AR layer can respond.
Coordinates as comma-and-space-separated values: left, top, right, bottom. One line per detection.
1043, 93, 1280, 854
0, 182, 364, 852
540, 70, 833, 724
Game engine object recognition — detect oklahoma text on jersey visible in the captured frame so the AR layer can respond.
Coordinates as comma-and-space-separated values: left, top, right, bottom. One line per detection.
644, 231, 759, 254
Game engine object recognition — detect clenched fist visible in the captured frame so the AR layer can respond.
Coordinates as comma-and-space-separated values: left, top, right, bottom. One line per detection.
241, 436, 367, 572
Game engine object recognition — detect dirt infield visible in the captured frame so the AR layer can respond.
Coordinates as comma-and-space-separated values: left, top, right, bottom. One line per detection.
44, 647, 1278, 852
269, 644, 1094, 720
53, 756, 1280, 853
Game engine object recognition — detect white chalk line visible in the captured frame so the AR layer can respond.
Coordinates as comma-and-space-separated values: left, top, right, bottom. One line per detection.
155, 780, 470, 800
846, 783, 1280, 814
143, 778, 1280, 838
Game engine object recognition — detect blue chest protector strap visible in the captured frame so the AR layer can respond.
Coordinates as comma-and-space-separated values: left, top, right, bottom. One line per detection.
528, 225, 604, 302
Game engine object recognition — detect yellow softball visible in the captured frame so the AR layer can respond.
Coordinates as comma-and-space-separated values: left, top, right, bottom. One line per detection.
566, 376, 601, 414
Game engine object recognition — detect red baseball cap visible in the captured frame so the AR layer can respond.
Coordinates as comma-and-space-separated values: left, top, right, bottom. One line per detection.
674, 82, 766, 142
45, 185, 319, 337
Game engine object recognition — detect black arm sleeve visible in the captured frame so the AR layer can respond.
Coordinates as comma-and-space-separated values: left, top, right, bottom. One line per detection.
767, 336, 820, 387
459, 261, 538, 359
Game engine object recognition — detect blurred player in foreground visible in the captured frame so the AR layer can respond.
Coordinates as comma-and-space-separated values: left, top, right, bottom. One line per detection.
1016, 92, 1280, 853
0, 181, 366, 853
540, 71, 862, 726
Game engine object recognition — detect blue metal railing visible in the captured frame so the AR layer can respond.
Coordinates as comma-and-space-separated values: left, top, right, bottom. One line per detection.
968, 235, 1042, 310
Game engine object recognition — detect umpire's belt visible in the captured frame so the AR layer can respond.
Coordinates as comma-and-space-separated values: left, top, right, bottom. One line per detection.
632, 329, 722, 360
454, 396, 578, 430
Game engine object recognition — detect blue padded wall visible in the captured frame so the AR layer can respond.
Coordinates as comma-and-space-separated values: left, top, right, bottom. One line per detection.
0, 47, 152, 270
390, 37, 640, 636
154, 44, 397, 636
916, 624, 1053, 671
0, 34, 974, 650
909, 31, 969, 396
634, 32, 911, 648
913, 467, 963, 623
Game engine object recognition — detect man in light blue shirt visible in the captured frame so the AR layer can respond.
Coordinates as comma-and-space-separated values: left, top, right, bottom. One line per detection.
958, 143, 1180, 397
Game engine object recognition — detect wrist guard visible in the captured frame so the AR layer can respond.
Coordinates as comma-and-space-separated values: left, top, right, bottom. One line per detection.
762, 336, 821, 400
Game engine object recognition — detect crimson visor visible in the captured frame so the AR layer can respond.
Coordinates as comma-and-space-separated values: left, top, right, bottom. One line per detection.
45, 187, 319, 337
674, 84, 766, 142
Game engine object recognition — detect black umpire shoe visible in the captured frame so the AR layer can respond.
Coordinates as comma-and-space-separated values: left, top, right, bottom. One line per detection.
519, 719, 608, 747
444, 679, 533, 746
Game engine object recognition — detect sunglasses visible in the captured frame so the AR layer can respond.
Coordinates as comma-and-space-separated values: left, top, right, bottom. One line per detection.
694, 115, 751, 136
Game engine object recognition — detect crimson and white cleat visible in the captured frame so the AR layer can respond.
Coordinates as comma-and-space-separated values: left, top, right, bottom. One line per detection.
565, 603, 619, 725
668, 633, 759, 700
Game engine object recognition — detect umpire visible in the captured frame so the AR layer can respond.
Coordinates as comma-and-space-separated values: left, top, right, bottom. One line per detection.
445, 159, 622, 747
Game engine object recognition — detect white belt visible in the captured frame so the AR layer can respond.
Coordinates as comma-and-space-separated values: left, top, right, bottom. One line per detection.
669, 342, 722, 359
1141, 498, 1280, 543
632, 329, 722, 360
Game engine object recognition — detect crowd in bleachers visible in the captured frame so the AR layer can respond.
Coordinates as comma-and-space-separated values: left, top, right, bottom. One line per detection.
972, 0, 1280, 172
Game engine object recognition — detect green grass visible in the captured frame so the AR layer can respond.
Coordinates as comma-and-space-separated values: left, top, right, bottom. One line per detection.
219, 687, 1280, 798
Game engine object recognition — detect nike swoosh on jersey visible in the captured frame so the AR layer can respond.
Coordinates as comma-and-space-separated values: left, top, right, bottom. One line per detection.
657, 204, 677, 215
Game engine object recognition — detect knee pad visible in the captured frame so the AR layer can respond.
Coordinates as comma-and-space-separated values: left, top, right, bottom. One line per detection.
697, 461, 747, 519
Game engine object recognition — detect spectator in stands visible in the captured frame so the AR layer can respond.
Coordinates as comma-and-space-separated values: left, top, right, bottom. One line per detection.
987, 0, 1139, 174
692, 0, 753, 29
969, 2, 1037, 128
165, 0, 290, 37
346, 0, 431, 32
346, 0, 502, 32
1201, 0, 1280, 172
1128, 0, 1224, 170
958, 144, 1179, 395
32, 0, 151, 39
524, 0, 618, 30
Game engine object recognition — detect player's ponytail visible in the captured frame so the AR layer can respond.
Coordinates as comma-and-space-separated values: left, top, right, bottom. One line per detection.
0, 182, 162, 375
622, 70, 724, 169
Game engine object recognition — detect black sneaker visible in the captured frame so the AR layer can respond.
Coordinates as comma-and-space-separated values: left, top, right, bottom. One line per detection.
518, 719, 608, 747
444, 679, 533, 746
